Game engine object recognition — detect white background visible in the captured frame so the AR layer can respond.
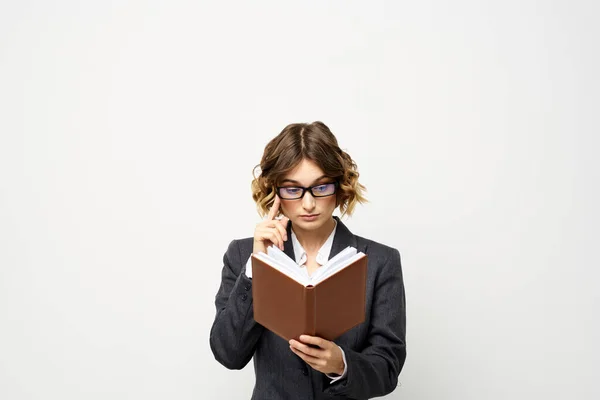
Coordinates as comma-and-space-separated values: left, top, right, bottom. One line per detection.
1, 1, 598, 399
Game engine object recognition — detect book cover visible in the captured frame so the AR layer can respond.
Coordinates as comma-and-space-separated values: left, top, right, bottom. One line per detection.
251, 247, 367, 342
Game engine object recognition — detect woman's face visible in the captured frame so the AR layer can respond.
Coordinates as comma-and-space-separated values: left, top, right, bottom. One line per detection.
277, 158, 337, 232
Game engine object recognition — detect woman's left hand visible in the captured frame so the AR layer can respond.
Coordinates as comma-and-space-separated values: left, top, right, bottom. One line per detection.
289, 335, 345, 376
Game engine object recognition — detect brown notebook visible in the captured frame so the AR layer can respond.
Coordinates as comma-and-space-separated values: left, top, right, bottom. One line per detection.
251, 246, 367, 342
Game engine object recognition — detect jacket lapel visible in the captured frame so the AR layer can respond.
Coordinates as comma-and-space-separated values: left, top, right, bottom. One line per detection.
329, 216, 358, 260
284, 221, 296, 260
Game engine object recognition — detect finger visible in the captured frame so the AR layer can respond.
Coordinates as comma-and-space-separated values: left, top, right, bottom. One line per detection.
289, 339, 324, 357
277, 216, 290, 232
298, 335, 329, 349
266, 194, 280, 221
257, 224, 283, 244
263, 228, 284, 250
289, 346, 324, 366
272, 219, 288, 242
257, 228, 281, 250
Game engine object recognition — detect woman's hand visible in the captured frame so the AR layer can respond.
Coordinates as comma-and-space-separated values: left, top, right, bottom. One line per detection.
253, 194, 290, 254
289, 335, 345, 376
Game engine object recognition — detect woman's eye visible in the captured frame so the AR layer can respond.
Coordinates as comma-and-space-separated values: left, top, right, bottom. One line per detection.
285, 187, 301, 194
314, 185, 328, 192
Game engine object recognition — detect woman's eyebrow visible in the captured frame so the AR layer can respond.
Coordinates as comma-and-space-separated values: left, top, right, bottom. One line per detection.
280, 175, 328, 185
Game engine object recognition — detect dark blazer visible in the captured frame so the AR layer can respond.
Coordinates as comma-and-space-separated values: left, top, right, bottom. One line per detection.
209, 217, 406, 399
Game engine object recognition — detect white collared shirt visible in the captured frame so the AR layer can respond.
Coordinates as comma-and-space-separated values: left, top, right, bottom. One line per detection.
290, 218, 337, 278
244, 218, 347, 383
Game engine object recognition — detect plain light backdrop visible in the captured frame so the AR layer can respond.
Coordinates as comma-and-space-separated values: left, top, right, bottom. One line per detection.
1, 1, 598, 399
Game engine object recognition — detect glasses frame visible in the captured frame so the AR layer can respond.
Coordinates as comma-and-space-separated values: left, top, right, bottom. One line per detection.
276, 181, 339, 200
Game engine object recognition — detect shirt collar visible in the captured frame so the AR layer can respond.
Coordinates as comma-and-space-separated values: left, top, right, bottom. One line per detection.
291, 218, 338, 267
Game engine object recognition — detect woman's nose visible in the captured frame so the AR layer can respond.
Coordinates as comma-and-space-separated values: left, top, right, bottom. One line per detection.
302, 191, 316, 209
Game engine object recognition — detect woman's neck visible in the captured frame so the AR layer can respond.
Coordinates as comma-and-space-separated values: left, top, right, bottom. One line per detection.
292, 217, 336, 253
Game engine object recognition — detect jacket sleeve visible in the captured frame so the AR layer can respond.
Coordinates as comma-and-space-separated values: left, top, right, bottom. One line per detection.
323, 248, 407, 398
209, 240, 265, 369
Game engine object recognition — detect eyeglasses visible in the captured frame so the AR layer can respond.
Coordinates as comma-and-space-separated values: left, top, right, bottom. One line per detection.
276, 182, 338, 200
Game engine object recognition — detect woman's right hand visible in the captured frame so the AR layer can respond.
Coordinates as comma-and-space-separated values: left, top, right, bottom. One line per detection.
253, 195, 289, 254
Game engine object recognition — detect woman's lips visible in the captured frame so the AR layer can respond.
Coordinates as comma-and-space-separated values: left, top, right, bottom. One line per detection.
299, 214, 319, 221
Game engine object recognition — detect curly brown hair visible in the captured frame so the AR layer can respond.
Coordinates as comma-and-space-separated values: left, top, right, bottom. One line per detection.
251, 121, 367, 218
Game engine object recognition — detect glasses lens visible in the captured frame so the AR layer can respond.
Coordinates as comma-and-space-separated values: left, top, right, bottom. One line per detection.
279, 187, 303, 199
312, 183, 336, 197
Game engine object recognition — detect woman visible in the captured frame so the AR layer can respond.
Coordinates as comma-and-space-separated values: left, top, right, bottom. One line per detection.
209, 121, 406, 399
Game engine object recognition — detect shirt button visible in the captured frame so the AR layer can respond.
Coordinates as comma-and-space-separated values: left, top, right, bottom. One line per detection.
244, 284, 250, 291
241, 293, 248, 301
302, 368, 308, 376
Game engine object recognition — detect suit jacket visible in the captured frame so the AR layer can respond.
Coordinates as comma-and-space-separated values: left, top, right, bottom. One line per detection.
209, 217, 406, 399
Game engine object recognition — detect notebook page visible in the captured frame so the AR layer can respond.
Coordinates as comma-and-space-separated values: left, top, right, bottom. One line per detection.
309, 247, 357, 283
326, 246, 357, 266
311, 252, 366, 285
254, 251, 308, 285
266, 245, 299, 270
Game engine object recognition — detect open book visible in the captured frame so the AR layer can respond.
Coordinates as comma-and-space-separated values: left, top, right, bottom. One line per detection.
251, 245, 367, 342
